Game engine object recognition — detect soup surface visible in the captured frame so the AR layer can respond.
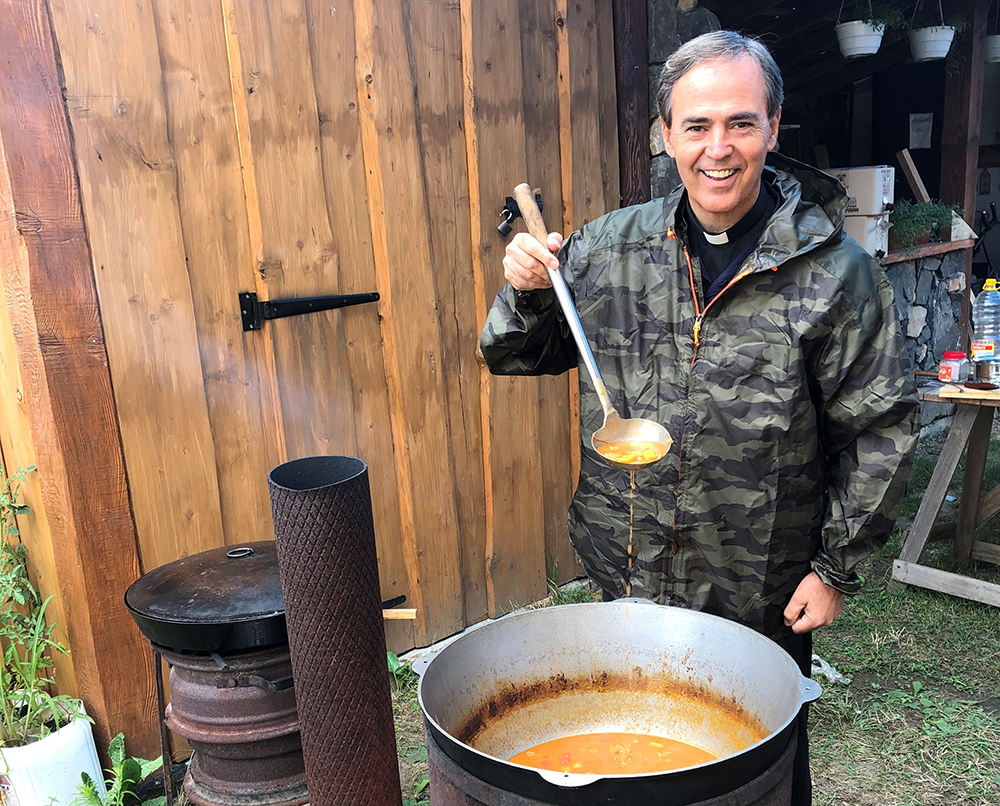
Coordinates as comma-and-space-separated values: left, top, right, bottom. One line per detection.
596, 440, 668, 465
508, 731, 716, 774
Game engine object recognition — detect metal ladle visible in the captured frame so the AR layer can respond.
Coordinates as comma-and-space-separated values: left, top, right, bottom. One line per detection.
512, 184, 673, 471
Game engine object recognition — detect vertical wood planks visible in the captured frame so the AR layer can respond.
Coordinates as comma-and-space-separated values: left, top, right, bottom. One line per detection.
464, 0, 548, 614
301, 0, 415, 649
518, 0, 578, 585
151, 0, 282, 547
404, 0, 488, 625
47, 0, 226, 572
595, 0, 621, 215
0, 0, 155, 754
227, 0, 358, 464
563, 0, 604, 230
355, 0, 466, 642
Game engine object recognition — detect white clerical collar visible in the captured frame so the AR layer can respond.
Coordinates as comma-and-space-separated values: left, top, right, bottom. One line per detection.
703, 230, 729, 245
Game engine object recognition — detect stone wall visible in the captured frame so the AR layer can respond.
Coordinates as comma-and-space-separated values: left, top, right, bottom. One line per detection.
884, 248, 969, 430
648, 0, 720, 197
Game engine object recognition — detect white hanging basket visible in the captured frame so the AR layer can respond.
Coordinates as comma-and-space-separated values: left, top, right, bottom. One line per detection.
0, 710, 106, 806
836, 20, 886, 58
987, 34, 1000, 63
909, 25, 956, 61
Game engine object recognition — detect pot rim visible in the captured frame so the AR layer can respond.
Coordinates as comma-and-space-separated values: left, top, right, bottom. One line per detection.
417, 600, 821, 789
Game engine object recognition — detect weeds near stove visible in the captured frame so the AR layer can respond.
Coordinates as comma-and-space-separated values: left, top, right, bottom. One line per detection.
0, 465, 85, 747
73, 732, 164, 806
388, 651, 417, 691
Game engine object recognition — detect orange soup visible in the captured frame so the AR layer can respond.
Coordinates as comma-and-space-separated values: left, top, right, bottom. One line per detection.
596, 440, 668, 465
509, 732, 715, 775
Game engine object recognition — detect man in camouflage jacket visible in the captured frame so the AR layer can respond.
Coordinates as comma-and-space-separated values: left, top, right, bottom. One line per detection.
480, 35, 919, 645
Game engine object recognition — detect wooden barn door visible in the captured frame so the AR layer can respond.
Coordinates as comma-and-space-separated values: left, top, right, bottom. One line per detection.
30, 0, 618, 748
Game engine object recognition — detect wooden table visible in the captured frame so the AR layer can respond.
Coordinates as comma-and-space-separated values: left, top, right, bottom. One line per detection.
891, 385, 1000, 606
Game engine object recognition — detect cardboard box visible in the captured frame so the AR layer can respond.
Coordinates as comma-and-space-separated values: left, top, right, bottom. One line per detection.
829, 165, 895, 216
843, 213, 889, 257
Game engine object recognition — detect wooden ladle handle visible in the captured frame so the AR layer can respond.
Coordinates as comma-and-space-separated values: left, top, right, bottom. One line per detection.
513, 184, 550, 245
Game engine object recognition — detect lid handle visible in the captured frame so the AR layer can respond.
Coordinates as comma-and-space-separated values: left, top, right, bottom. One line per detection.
226, 547, 255, 559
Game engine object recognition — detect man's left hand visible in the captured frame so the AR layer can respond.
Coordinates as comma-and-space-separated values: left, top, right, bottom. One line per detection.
782, 572, 845, 634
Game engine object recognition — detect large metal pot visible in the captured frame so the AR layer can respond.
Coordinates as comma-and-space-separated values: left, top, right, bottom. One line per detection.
416, 600, 820, 805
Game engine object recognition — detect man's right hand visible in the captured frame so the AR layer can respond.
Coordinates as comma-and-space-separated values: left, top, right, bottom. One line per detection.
503, 231, 564, 291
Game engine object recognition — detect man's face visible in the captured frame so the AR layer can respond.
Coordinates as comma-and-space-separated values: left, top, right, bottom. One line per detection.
662, 56, 780, 233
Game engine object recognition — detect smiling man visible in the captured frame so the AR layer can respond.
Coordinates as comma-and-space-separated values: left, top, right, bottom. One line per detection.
480, 31, 919, 805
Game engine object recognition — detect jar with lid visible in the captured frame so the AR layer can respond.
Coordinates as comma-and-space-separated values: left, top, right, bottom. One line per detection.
938, 351, 971, 383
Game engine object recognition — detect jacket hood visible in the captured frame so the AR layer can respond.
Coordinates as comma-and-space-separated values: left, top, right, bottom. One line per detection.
664, 151, 850, 270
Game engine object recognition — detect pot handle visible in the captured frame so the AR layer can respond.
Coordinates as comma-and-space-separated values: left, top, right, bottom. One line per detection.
535, 770, 603, 788
410, 657, 432, 677
800, 676, 823, 705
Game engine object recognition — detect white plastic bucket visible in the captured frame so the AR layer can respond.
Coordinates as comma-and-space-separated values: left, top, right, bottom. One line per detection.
909, 26, 956, 61
835, 20, 885, 58
987, 34, 1000, 63
0, 713, 106, 806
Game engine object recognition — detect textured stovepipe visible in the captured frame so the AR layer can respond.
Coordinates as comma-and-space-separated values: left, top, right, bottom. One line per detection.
268, 456, 402, 806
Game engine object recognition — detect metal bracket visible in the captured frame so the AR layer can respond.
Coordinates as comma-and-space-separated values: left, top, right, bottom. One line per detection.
240, 291, 380, 332
498, 191, 544, 238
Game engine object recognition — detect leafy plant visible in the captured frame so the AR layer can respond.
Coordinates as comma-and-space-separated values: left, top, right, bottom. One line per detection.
0, 465, 83, 747
844, 1, 906, 29
388, 651, 416, 690
402, 769, 430, 806
888, 198, 961, 250
73, 732, 164, 806
909, 0, 967, 31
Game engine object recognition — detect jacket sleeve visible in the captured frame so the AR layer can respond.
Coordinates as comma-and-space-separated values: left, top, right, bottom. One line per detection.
479, 236, 580, 376
809, 271, 920, 594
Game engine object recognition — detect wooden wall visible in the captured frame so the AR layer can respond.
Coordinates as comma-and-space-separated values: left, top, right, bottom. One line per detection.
0, 0, 618, 752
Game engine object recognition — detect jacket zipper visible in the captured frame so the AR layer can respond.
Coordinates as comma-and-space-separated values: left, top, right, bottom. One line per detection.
672, 245, 759, 570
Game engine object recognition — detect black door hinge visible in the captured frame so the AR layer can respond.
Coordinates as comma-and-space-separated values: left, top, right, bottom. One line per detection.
240, 291, 380, 332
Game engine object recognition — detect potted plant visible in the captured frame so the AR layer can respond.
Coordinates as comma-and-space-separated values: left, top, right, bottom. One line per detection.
836, 1, 905, 58
908, 0, 964, 61
0, 466, 106, 806
888, 199, 962, 250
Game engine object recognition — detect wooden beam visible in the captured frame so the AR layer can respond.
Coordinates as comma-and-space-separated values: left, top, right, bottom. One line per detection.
0, 0, 153, 754
612, 0, 649, 207
955, 406, 994, 566
972, 541, 1000, 565
898, 404, 978, 564
881, 240, 974, 265
897, 148, 932, 203
940, 0, 989, 355
892, 560, 1000, 607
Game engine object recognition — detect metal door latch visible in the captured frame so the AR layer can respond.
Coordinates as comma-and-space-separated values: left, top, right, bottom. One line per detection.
498, 191, 544, 237
239, 291, 380, 332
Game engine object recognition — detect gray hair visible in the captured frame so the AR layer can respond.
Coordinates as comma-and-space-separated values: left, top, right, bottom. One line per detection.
655, 31, 783, 127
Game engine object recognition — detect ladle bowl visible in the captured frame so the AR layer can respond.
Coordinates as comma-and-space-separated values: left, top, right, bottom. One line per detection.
512, 184, 673, 471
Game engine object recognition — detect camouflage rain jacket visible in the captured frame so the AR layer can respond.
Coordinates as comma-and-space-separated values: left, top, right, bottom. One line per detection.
481, 154, 919, 640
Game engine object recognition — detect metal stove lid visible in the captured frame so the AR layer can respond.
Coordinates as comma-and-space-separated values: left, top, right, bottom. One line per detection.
125, 541, 284, 626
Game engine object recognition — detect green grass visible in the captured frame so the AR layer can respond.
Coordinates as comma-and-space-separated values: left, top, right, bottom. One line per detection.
394, 428, 1000, 804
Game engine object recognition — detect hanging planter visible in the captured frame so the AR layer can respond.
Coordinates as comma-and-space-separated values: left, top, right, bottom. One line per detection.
908, 0, 959, 61
988, 34, 1000, 62
837, 20, 886, 57
834, 1, 904, 58
988, 4, 1000, 62
910, 25, 956, 60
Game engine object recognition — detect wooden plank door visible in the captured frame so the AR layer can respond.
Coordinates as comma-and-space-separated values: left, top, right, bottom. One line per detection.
19, 0, 618, 753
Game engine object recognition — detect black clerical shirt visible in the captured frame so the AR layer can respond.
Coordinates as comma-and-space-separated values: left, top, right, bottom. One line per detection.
683, 177, 781, 301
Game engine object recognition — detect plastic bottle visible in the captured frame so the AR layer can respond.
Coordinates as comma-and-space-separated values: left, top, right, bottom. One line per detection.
971, 280, 1000, 381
